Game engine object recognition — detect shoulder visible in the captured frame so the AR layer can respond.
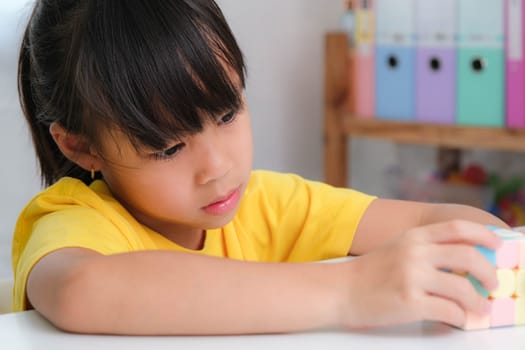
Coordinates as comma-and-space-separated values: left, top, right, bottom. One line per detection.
243, 170, 374, 208
12, 178, 122, 265
245, 170, 309, 201
247, 170, 301, 188
247, 170, 321, 190
43, 177, 108, 199
14, 176, 108, 224
246, 170, 369, 198
16, 177, 123, 230
24, 177, 116, 213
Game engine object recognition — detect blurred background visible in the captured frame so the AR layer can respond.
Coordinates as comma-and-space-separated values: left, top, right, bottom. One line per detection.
1, 0, 525, 280
0, 2, 37, 279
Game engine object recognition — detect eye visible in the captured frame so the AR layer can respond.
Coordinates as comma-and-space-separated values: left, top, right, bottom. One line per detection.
152, 143, 185, 160
218, 111, 236, 125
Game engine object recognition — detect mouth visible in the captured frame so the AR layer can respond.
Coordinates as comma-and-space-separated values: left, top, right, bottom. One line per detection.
202, 186, 242, 216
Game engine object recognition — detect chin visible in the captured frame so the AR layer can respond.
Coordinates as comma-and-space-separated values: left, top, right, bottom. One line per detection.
204, 212, 238, 229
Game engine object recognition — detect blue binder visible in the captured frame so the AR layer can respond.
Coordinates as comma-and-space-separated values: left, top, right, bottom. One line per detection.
375, 0, 416, 121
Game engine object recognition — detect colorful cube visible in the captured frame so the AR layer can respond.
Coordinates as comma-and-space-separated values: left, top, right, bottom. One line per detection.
462, 226, 525, 330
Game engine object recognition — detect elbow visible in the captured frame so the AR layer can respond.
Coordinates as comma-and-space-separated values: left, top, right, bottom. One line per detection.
41, 260, 105, 333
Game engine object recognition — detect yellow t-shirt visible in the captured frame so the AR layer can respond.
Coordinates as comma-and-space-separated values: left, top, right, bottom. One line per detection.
12, 170, 375, 311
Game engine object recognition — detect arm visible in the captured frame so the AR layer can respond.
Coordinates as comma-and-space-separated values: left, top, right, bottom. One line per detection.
350, 198, 508, 256
27, 248, 344, 335
28, 218, 501, 334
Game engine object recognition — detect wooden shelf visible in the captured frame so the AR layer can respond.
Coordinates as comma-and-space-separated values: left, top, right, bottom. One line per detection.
323, 32, 525, 188
342, 117, 525, 152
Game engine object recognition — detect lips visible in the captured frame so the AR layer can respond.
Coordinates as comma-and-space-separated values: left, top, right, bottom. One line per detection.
202, 187, 241, 216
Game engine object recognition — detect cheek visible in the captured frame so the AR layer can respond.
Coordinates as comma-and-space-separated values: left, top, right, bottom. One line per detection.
236, 116, 253, 165
135, 169, 190, 197
105, 166, 192, 209
243, 134, 254, 167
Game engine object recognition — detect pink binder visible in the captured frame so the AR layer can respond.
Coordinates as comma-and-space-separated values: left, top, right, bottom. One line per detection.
354, 0, 375, 118
506, 0, 525, 128
354, 53, 375, 118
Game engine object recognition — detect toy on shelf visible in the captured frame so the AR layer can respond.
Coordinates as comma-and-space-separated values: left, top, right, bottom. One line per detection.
489, 176, 525, 227
462, 226, 525, 330
434, 157, 525, 227
384, 164, 493, 212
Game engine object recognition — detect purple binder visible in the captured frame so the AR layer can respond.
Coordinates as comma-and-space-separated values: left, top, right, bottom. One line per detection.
416, 48, 456, 124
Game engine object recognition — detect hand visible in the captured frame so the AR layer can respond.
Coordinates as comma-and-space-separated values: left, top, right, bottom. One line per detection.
336, 220, 502, 329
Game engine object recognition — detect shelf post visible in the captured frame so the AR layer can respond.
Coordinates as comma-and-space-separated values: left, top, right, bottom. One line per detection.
324, 33, 350, 187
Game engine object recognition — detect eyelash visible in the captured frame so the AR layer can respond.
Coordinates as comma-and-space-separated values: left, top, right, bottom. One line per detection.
151, 110, 238, 161
152, 143, 185, 161
218, 110, 237, 125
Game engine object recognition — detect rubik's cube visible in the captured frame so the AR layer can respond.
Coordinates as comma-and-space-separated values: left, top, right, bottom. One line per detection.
462, 226, 525, 330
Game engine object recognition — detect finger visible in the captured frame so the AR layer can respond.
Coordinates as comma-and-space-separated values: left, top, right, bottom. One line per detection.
420, 294, 466, 328
424, 269, 491, 316
430, 244, 499, 291
419, 220, 502, 249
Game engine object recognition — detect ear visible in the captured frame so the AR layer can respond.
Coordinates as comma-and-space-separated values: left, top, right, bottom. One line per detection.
49, 122, 103, 172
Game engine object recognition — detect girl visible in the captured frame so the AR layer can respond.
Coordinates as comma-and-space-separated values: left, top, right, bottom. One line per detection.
13, 0, 505, 335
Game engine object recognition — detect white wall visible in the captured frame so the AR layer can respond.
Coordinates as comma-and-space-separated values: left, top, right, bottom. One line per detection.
0, 2, 39, 278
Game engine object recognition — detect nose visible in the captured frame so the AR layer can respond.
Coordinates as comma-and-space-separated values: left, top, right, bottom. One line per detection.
194, 131, 232, 185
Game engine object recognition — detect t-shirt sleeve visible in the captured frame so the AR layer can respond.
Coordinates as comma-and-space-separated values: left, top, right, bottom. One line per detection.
242, 171, 376, 262
13, 207, 132, 311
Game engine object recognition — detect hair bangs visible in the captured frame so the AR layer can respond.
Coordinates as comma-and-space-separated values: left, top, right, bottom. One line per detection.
82, 0, 246, 152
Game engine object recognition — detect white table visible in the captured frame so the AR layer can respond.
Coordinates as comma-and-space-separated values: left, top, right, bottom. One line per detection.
1, 310, 524, 350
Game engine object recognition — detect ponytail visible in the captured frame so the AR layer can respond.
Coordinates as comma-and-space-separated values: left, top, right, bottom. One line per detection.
17, 3, 92, 187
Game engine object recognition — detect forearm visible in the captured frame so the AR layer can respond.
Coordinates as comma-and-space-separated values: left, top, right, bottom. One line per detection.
52, 250, 345, 335
418, 203, 509, 229
351, 199, 509, 255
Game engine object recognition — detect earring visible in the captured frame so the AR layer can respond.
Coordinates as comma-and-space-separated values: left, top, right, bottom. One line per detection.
91, 167, 95, 180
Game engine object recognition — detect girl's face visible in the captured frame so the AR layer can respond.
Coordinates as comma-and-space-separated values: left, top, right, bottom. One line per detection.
96, 96, 253, 240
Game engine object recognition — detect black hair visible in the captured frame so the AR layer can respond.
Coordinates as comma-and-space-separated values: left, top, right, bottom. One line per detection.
18, 0, 246, 186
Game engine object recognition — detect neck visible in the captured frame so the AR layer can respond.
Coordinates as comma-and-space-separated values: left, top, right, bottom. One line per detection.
163, 229, 207, 251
